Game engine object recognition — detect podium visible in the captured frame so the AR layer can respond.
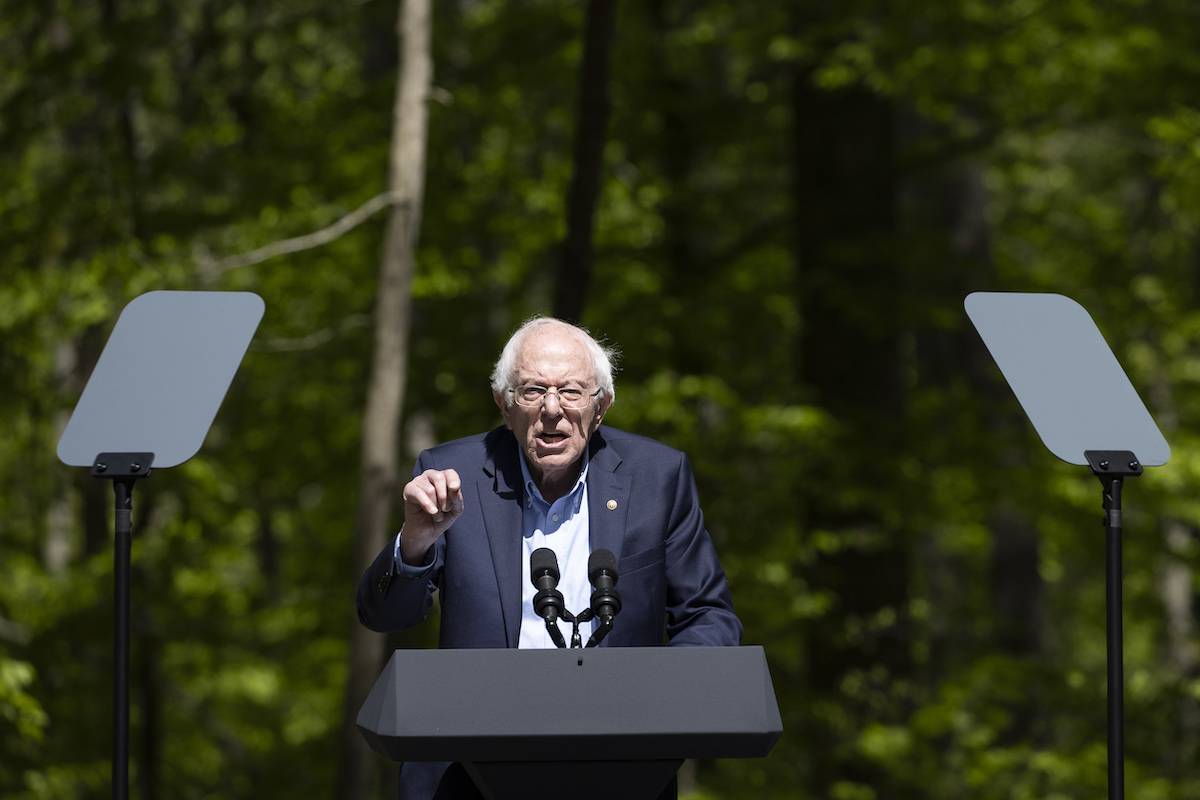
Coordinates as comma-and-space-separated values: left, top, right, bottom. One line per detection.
357, 646, 783, 799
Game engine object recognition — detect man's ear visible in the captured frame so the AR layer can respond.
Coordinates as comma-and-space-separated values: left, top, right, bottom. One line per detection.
493, 391, 512, 429
592, 395, 612, 430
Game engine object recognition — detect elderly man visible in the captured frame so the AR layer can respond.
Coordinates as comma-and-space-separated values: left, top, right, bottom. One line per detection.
357, 317, 740, 796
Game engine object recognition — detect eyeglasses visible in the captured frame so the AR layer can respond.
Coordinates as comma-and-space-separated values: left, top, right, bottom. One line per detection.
510, 384, 602, 409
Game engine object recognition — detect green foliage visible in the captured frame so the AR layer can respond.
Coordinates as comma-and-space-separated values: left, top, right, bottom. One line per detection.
3, 0, 1200, 798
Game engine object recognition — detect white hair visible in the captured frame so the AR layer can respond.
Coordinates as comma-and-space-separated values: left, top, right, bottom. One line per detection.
490, 317, 618, 405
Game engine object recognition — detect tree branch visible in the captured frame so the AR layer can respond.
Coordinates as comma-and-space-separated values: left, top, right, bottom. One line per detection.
252, 313, 371, 352
203, 191, 403, 276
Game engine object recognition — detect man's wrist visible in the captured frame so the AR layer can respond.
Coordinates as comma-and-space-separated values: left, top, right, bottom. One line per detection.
397, 526, 435, 568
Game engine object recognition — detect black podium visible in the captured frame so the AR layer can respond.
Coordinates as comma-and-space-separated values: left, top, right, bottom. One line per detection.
357, 646, 783, 799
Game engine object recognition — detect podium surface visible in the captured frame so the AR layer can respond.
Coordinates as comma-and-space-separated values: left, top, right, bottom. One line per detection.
358, 645, 782, 763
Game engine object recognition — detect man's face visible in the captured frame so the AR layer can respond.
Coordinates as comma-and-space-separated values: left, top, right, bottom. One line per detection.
494, 327, 608, 488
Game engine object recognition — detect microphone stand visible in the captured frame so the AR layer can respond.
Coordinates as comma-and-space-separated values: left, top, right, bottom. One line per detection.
545, 607, 599, 649
585, 617, 612, 648
565, 609, 593, 649
544, 617, 566, 649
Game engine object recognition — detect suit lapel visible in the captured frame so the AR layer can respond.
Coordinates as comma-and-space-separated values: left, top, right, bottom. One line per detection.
478, 430, 524, 647
587, 429, 631, 563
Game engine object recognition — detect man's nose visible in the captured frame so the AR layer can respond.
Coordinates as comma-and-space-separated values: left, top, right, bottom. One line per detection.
540, 392, 564, 417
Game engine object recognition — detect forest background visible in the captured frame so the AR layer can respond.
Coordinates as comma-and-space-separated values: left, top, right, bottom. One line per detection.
3, 0, 1200, 798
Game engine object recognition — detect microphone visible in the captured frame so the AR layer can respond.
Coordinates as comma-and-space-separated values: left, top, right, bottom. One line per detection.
586, 549, 621, 647
531, 547, 563, 622
530, 548, 567, 648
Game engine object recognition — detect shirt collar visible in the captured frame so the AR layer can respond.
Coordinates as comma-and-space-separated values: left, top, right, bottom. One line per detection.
518, 449, 590, 508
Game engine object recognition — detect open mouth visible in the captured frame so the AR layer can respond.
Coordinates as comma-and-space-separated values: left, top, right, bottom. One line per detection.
536, 431, 568, 445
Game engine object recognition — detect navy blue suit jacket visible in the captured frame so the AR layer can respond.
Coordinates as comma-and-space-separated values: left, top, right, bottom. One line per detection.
358, 425, 740, 647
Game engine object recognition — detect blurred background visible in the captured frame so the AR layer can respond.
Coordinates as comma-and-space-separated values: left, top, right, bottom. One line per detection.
3, 0, 1200, 797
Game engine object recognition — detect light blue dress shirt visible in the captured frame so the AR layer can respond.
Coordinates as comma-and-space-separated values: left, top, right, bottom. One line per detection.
516, 453, 593, 649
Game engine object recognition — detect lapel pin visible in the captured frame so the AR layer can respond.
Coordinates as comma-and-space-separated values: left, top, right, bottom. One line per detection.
606, 499, 618, 510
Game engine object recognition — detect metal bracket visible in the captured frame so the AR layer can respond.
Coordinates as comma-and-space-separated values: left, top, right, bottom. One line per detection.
1084, 450, 1142, 478
92, 453, 155, 479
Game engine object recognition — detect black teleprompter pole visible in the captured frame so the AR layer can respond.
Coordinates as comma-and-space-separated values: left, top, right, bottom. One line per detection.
94, 453, 152, 800
1086, 449, 1141, 800
113, 477, 132, 800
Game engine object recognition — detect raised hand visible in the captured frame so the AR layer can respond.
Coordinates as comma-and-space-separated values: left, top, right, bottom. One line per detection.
399, 468, 464, 564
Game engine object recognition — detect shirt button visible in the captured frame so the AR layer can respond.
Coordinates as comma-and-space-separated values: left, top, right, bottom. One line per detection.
551, 514, 559, 522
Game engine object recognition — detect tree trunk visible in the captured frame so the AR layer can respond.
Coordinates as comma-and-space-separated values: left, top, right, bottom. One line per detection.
649, 0, 701, 374
74, 325, 111, 556
552, 0, 617, 323
1144, 371, 1196, 676
1162, 520, 1196, 673
336, 1, 432, 797
790, 71, 909, 795
44, 340, 79, 574
1148, 371, 1197, 778
938, 159, 1046, 662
